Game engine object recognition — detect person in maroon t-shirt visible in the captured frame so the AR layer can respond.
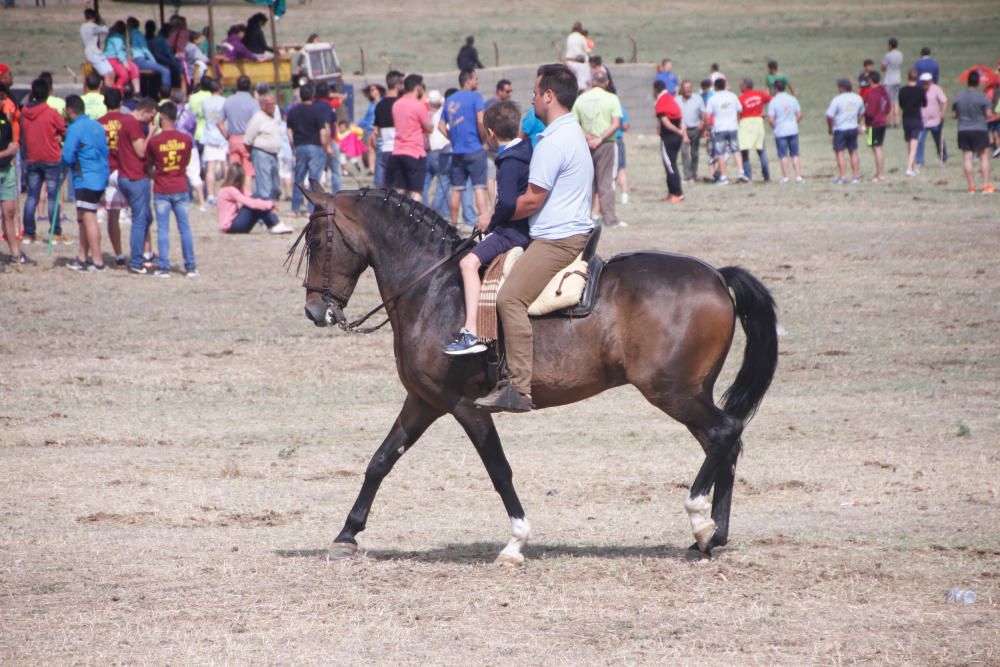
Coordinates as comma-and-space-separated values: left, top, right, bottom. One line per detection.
145, 101, 196, 278
654, 79, 685, 202
863, 71, 891, 182
116, 97, 158, 273
97, 88, 129, 264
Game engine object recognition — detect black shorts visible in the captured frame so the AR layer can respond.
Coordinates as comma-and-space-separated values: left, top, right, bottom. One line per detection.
903, 122, 923, 141
867, 126, 886, 147
957, 130, 989, 153
832, 129, 858, 152
386, 154, 427, 193
75, 188, 102, 212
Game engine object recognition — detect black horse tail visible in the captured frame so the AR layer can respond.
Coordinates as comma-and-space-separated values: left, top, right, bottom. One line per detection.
718, 266, 779, 424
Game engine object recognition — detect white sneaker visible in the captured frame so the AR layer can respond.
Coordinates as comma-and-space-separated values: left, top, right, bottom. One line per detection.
610, 220, 628, 228
269, 222, 294, 234
620, 193, 629, 205
780, 177, 790, 184
905, 168, 918, 177
795, 176, 805, 183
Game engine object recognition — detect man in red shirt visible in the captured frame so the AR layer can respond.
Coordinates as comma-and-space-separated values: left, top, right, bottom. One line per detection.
737, 79, 772, 181
387, 73, 433, 200
20, 77, 67, 243
863, 71, 891, 182
117, 97, 157, 274
653, 79, 685, 202
98, 88, 129, 264
146, 101, 196, 278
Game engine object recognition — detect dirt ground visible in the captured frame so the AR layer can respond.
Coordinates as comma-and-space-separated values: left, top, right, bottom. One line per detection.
2, 130, 999, 664
2, 1, 1000, 664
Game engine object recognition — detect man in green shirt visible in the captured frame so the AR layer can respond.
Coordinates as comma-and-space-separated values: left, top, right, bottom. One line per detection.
766, 60, 795, 96
81, 72, 107, 120
572, 70, 623, 227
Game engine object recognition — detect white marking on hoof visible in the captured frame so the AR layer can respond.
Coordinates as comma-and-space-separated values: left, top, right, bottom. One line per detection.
496, 516, 530, 565
327, 541, 358, 561
684, 494, 717, 552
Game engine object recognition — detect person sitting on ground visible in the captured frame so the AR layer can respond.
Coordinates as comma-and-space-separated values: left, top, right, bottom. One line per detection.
62, 94, 110, 272
443, 100, 533, 356
216, 163, 293, 234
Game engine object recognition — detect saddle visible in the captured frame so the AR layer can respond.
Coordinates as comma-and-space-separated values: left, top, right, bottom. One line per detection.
477, 227, 604, 344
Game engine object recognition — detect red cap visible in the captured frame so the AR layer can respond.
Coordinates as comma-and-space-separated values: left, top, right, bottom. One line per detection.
0, 64, 9, 76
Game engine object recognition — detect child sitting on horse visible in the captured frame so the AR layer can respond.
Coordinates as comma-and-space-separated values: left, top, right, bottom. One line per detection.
444, 101, 532, 356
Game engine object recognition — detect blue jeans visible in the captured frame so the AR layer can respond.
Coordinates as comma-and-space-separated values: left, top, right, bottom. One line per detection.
226, 206, 279, 233
154, 192, 195, 271
461, 179, 477, 225
23, 161, 62, 237
251, 148, 280, 201
916, 123, 947, 166
131, 56, 171, 90
292, 144, 326, 213
119, 176, 152, 270
374, 148, 390, 188
741, 148, 771, 181
423, 150, 452, 218
326, 142, 343, 194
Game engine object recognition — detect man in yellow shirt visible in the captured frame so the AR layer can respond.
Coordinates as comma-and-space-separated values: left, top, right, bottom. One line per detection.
571, 70, 623, 227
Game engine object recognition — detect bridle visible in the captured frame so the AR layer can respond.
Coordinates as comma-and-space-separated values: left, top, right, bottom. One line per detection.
298, 192, 481, 335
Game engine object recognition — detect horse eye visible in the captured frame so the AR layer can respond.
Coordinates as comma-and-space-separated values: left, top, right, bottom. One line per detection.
308, 238, 323, 252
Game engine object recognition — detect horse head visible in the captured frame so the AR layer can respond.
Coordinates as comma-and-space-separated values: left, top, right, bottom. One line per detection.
292, 180, 370, 328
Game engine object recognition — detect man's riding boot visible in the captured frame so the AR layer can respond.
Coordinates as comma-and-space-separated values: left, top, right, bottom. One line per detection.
474, 379, 534, 413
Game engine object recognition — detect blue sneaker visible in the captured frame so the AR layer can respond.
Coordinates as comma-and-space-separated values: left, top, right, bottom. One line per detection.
443, 329, 487, 356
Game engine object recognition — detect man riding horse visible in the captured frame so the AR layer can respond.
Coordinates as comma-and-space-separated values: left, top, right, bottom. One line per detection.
475, 63, 595, 413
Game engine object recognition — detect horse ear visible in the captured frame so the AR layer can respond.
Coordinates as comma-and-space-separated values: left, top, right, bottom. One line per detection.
297, 183, 327, 210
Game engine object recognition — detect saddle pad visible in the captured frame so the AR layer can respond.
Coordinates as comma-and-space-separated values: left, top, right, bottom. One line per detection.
491, 248, 588, 316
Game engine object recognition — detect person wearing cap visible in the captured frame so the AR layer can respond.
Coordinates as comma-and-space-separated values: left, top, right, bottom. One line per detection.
573, 70, 624, 225
825, 78, 865, 184
913, 47, 940, 84
952, 70, 994, 193
423, 89, 452, 218
898, 68, 927, 176
916, 72, 948, 167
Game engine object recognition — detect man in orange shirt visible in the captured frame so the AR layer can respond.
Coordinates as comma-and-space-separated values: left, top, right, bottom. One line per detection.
737, 78, 772, 182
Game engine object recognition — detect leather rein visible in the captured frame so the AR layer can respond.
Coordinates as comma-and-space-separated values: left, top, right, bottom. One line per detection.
304, 204, 480, 335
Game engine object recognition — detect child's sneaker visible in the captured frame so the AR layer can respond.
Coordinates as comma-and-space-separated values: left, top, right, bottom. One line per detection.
982, 184, 996, 194
443, 329, 487, 356
66, 258, 89, 272
152, 269, 171, 278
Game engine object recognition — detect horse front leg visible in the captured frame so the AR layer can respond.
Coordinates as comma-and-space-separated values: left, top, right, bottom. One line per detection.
329, 393, 442, 559
452, 405, 529, 565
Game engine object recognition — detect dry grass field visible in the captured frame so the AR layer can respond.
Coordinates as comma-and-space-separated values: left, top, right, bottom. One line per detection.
2, 1, 1000, 665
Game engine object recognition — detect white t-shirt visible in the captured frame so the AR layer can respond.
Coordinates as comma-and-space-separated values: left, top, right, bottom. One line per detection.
565, 31, 589, 60
883, 50, 904, 86
705, 90, 742, 133
527, 113, 594, 241
825, 92, 865, 131
80, 22, 109, 62
428, 107, 450, 152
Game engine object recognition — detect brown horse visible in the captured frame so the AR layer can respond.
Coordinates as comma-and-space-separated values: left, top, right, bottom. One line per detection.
293, 185, 778, 563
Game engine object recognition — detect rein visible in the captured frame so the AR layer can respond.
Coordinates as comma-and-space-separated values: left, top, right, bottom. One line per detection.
305, 205, 481, 335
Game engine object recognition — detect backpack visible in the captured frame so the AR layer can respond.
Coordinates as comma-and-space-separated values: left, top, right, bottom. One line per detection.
0, 115, 13, 170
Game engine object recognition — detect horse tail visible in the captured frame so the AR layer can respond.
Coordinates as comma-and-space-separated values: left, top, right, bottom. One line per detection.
718, 266, 779, 424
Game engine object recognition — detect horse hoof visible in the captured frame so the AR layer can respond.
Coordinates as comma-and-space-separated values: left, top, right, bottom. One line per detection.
693, 523, 717, 552
495, 551, 524, 567
687, 542, 712, 560
328, 541, 358, 561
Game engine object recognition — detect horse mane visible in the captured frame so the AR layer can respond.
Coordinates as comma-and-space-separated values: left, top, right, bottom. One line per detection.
353, 187, 465, 253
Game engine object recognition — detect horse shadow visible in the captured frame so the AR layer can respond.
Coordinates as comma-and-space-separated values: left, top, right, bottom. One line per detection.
274, 542, 705, 563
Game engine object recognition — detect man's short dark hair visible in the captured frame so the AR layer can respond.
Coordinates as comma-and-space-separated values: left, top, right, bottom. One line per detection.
205, 79, 219, 94
864, 58, 875, 66
385, 70, 404, 89
536, 63, 577, 109
65, 95, 85, 116
590, 55, 603, 67
920, 46, 931, 56
458, 69, 475, 88
299, 83, 314, 101
198, 74, 214, 91
496, 78, 511, 93
30, 78, 49, 102
968, 70, 980, 88
403, 73, 423, 93
103, 88, 122, 109
907, 68, 918, 82
315, 81, 330, 98
483, 100, 520, 141
84, 8, 96, 20
158, 101, 177, 121
713, 78, 726, 91
85, 72, 102, 91
768, 60, 778, 70
888, 37, 898, 48
870, 71, 881, 84
774, 79, 786, 92
236, 75, 252, 92
700, 78, 711, 89
653, 80, 666, 94
135, 97, 158, 112
444, 87, 458, 99
741, 78, 753, 90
